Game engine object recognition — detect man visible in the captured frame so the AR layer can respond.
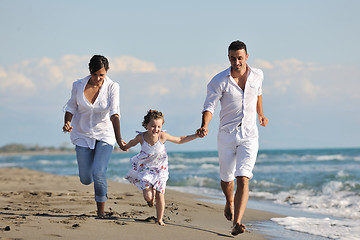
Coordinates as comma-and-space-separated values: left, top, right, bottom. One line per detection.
197, 40, 268, 235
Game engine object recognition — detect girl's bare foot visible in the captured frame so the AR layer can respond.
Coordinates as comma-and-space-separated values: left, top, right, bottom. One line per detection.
147, 199, 154, 207
157, 220, 166, 226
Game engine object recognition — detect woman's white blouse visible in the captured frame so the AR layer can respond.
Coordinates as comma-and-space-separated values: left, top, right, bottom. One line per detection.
65, 75, 120, 149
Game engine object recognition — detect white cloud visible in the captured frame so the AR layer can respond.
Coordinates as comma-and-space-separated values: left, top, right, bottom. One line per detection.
110, 56, 157, 73
0, 67, 35, 93
302, 79, 321, 96
1, 55, 360, 150
253, 59, 274, 69
1, 55, 359, 115
253, 58, 360, 103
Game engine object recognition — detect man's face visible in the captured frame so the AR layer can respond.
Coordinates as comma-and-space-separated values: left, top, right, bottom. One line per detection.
228, 49, 248, 72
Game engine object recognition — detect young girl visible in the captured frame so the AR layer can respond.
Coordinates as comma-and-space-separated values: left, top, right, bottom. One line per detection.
124, 110, 199, 226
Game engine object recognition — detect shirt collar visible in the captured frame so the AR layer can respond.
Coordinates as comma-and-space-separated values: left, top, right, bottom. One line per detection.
81, 75, 110, 86
226, 64, 253, 77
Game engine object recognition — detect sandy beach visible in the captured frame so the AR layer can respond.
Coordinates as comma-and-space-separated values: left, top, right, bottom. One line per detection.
0, 168, 282, 240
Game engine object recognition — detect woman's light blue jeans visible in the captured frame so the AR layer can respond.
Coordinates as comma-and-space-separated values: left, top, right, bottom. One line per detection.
75, 141, 113, 203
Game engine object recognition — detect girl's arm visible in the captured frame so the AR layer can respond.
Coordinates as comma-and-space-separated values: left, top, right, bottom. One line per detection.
124, 134, 142, 150
162, 132, 199, 144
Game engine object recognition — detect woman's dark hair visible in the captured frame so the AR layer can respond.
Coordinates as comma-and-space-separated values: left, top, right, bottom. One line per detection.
228, 40, 247, 54
89, 55, 109, 73
142, 109, 165, 129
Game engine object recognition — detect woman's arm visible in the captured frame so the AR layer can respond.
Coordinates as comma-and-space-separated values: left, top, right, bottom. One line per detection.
110, 114, 127, 151
63, 111, 73, 132
162, 132, 199, 144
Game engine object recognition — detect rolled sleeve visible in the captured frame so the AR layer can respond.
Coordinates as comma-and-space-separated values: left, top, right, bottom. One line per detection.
64, 82, 78, 114
203, 80, 222, 114
109, 82, 120, 117
257, 70, 264, 96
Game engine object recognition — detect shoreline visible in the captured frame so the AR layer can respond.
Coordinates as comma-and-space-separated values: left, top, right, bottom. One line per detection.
0, 149, 134, 157
0, 167, 283, 239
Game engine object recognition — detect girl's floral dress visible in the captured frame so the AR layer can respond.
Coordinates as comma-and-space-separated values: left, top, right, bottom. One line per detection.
125, 132, 168, 194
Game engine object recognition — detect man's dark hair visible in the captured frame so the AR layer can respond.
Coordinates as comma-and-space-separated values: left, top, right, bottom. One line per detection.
228, 41, 247, 54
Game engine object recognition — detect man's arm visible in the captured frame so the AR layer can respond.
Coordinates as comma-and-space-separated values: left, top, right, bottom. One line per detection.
196, 111, 213, 137
257, 95, 269, 127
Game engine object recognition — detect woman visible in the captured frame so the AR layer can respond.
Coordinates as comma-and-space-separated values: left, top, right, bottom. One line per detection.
63, 55, 126, 218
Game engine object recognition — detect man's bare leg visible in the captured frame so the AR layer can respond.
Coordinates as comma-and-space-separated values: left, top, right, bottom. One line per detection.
231, 176, 249, 235
221, 180, 235, 221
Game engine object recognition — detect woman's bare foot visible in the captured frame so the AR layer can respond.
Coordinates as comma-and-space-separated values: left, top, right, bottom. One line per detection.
96, 202, 105, 218
231, 223, 246, 235
224, 202, 233, 221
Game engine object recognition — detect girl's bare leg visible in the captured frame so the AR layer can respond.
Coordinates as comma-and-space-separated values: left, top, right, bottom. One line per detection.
155, 191, 166, 226
143, 187, 155, 207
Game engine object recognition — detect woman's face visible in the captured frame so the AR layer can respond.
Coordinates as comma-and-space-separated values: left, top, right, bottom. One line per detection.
89, 67, 107, 86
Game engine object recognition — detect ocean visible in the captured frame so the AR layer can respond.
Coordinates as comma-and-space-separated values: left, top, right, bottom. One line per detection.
1, 148, 359, 240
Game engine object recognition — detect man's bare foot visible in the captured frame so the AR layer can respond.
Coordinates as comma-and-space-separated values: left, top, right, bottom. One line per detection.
231, 223, 246, 236
224, 202, 233, 221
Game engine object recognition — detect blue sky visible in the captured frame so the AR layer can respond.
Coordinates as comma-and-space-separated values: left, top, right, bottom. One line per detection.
1, 0, 359, 151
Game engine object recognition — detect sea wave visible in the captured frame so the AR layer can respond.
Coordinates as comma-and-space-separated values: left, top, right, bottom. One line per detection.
251, 182, 360, 220
271, 217, 360, 240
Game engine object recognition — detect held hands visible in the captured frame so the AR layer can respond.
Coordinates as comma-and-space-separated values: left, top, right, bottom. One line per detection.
118, 139, 128, 151
196, 127, 209, 138
259, 115, 269, 127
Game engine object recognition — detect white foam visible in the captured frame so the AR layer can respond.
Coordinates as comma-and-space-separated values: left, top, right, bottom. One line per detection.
200, 163, 218, 170
271, 217, 360, 240
316, 154, 345, 161
0, 163, 18, 167
167, 185, 224, 199
171, 156, 218, 164
36, 159, 68, 165
111, 158, 131, 164
252, 180, 282, 188
169, 164, 189, 170
251, 185, 360, 220
112, 176, 130, 184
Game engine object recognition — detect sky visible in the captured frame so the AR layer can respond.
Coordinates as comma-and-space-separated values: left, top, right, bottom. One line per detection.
0, 0, 359, 151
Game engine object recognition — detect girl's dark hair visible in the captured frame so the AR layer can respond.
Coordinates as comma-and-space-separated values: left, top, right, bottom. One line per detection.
228, 40, 247, 54
88, 55, 109, 73
142, 109, 165, 129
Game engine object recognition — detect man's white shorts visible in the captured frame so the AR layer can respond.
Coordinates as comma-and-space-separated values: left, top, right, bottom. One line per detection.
217, 127, 259, 182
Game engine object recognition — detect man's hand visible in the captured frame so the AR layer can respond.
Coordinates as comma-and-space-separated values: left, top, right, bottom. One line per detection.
196, 127, 209, 138
259, 115, 269, 127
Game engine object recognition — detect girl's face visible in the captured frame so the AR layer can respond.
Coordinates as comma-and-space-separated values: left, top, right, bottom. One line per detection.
146, 118, 163, 136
